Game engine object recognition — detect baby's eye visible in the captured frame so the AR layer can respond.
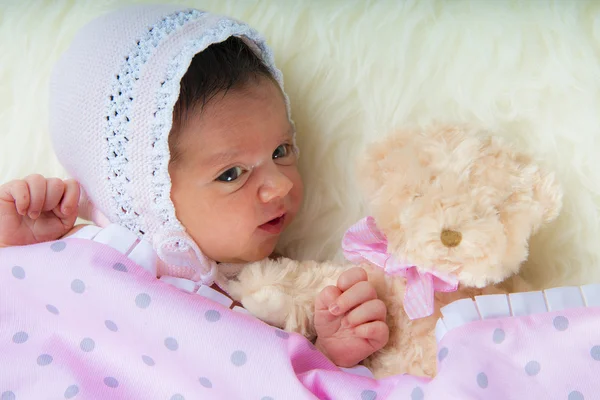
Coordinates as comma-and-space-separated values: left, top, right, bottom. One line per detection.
216, 166, 245, 182
272, 144, 292, 159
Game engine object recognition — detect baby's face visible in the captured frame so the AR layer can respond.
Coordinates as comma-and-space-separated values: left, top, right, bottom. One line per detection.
169, 78, 303, 263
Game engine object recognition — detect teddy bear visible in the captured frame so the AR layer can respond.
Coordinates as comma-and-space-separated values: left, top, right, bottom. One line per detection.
225, 124, 563, 379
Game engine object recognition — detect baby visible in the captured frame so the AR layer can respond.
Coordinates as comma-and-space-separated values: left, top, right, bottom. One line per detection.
0, 5, 388, 371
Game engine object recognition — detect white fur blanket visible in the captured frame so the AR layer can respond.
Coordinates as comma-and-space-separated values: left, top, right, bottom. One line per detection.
1, 0, 600, 290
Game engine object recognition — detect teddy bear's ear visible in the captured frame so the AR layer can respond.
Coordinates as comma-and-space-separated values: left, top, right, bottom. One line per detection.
356, 132, 410, 196
357, 140, 388, 195
488, 136, 562, 234
533, 168, 563, 227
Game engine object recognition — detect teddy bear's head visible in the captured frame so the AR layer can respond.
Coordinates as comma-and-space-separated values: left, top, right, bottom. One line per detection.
358, 125, 562, 288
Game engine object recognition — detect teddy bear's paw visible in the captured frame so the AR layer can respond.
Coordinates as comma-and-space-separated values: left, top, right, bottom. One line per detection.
234, 285, 293, 329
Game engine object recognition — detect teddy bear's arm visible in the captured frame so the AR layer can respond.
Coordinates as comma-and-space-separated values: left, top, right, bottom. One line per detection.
226, 258, 345, 339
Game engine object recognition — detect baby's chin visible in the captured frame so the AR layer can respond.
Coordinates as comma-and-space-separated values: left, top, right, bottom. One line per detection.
212, 216, 296, 264
250, 239, 280, 262
214, 239, 279, 264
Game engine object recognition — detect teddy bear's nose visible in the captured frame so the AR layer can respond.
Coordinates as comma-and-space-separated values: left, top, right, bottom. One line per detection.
441, 230, 462, 247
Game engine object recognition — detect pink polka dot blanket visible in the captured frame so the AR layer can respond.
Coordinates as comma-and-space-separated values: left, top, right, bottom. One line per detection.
1, 236, 600, 400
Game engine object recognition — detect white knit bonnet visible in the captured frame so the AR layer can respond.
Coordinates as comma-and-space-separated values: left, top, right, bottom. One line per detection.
49, 5, 293, 286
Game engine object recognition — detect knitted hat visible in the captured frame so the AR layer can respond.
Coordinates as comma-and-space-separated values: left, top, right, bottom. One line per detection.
49, 5, 293, 286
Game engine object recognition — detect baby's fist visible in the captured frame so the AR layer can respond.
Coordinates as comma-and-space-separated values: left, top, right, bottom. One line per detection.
0, 175, 80, 247
314, 267, 389, 368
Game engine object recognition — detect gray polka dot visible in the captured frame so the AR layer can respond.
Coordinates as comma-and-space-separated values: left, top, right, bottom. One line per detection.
51, 241, 66, 252
275, 329, 289, 339
553, 316, 569, 331
80, 338, 95, 352
105, 320, 118, 332
492, 328, 505, 344
12, 331, 28, 344
71, 279, 85, 294
103, 377, 118, 388
438, 347, 448, 362
198, 377, 212, 388
261, 397, 274, 400
477, 372, 488, 388
112, 263, 127, 272
230, 350, 247, 366
1, 392, 15, 400
411, 387, 424, 400
165, 337, 178, 351
142, 355, 155, 366
37, 354, 53, 366
170, 395, 184, 400
64, 384, 79, 398
204, 310, 221, 322
361, 390, 377, 400
46, 304, 59, 315
591, 346, 600, 361
568, 391, 584, 400
12, 266, 25, 279
135, 293, 151, 309
525, 360, 541, 376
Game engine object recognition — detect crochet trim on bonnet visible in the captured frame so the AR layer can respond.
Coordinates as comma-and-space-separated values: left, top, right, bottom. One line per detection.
49, 5, 295, 287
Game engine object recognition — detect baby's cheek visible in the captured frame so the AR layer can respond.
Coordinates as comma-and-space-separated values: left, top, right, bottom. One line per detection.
216, 208, 257, 247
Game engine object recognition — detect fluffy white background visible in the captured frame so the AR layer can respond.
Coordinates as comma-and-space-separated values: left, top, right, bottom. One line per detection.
2, 0, 600, 290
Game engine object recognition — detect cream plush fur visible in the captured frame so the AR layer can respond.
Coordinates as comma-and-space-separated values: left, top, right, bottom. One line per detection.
226, 124, 562, 378
2, 1, 600, 290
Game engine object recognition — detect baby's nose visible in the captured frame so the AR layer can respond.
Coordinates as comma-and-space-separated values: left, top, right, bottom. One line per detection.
258, 171, 293, 203
441, 230, 462, 247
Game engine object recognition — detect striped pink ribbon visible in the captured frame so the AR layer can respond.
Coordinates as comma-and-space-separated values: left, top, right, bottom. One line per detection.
342, 216, 458, 320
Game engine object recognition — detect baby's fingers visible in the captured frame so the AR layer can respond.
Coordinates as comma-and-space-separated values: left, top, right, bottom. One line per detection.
336, 267, 368, 292
344, 299, 387, 328
44, 178, 66, 213
315, 285, 342, 313
24, 174, 48, 219
59, 179, 80, 216
314, 285, 343, 337
329, 280, 377, 316
354, 320, 389, 350
1, 180, 30, 216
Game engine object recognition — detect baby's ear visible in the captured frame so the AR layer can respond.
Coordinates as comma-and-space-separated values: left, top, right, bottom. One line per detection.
533, 168, 563, 227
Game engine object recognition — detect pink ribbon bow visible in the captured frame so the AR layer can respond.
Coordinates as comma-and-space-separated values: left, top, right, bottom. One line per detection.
342, 216, 458, 320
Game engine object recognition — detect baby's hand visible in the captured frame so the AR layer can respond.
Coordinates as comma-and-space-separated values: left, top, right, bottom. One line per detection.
0, 175, 80, 247
314, 267, 389, 368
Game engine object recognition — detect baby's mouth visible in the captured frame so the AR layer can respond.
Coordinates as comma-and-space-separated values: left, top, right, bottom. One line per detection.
258, 214, 286, 234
